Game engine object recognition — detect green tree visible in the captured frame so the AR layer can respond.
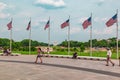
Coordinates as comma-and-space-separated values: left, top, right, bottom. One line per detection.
80, 44, 85, 52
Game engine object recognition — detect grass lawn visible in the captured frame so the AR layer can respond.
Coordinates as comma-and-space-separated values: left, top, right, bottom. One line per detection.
51, 51, 119, 59
12, 50, 120, 59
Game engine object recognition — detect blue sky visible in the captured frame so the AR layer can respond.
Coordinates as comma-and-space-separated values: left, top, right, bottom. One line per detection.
0, 0, 120, 44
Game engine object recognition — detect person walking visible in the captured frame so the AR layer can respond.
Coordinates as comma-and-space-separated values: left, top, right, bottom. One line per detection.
35, 47, 43, 63
106, 48, 115, 66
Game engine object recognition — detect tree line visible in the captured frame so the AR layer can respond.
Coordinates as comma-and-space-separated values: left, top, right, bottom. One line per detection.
59, 37, 120, 52
0, 37, 119, 51
0, 38, 48, 51
59, 37, 119, 47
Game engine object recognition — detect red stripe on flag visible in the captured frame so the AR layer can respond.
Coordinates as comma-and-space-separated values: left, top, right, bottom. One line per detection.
26, 21, 31, 30
106, 14, 117, 27
106, 18, 117, 27
82, 17, 91, 29
61, 19, 69, 29
7, 21, 12, 30
44, 20, 50, 30
44, 24, 49, 30
82, 20, 91, 29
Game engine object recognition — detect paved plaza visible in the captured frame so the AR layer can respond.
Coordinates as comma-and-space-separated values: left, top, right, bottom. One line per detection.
0, 55, 120, 80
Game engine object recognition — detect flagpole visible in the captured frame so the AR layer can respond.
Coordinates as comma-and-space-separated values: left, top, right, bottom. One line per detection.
29, 18, 31, 55
90, 13, 92, 57
116, 9, 119, 59
48, 17, 50, 55
10, 18, 12, 53
68, 16, 70, 55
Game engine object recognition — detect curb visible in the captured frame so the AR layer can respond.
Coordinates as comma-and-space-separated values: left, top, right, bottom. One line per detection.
0, 54, 19, 56
43, 55, 106, 61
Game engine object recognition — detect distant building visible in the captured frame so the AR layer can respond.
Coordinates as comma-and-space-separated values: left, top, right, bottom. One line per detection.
53, 41, 58, 46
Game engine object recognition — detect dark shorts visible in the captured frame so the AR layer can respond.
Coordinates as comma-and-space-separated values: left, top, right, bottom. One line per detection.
37, 54, 42, 57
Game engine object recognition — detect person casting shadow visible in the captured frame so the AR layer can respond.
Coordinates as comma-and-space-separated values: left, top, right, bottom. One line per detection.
106, 48, 115, 66
35, 48, 43, 63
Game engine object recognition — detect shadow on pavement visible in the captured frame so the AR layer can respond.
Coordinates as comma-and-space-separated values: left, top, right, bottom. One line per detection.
0, 59, 120, 77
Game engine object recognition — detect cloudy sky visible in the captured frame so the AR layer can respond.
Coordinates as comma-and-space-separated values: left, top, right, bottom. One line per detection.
0, 0, 120, 44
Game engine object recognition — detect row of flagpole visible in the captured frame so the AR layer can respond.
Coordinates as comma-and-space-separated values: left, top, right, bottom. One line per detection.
26, 18, 31, 55
7, 18, 12, 53
61, 16, 70, 55
29, 18, 31, 55
44, 17, 50, 55
67, 16, 70, 56
6, 10, 119, 59
116, 9, 119, 59
90, 13, 92, 57
82, 10, 119, 59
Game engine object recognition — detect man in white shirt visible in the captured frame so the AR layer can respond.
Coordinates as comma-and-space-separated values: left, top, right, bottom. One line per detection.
106, 48, 115, 66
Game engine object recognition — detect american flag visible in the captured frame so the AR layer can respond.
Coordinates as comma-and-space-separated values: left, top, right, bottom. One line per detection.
82, 17, 91, 29
106, 14, 117, 27
26, 20, 31, 30
61, 19, 69, 29
7, 20, 12, 30
44, 20, 50, 30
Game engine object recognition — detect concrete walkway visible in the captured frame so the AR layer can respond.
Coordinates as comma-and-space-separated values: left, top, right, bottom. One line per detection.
0, 55, 120, 80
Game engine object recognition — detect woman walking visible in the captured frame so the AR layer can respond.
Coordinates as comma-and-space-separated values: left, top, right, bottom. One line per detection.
35, 47, 43, 63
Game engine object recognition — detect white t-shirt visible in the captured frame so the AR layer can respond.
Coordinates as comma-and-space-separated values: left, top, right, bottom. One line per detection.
107, 50, 112, 57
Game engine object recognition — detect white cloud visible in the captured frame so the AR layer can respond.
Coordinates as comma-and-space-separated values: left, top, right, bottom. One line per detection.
101, 17, 108, 21
35, 0, 66, 9
0, 13, 10, 18
33, 18, 48, 27
8, 4, 16, 9
0, 2, 10, 18
70, 27, 81, 34
79, 17, 88, 23
99, 0, 105, 2
39, 19, 48, 23
93, 26, 116, 35
94, 17, 107, 22
97, 0, 114, 5
79, 17, 108, 24
17, 12, 32, 17
0, 2, 7, 11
